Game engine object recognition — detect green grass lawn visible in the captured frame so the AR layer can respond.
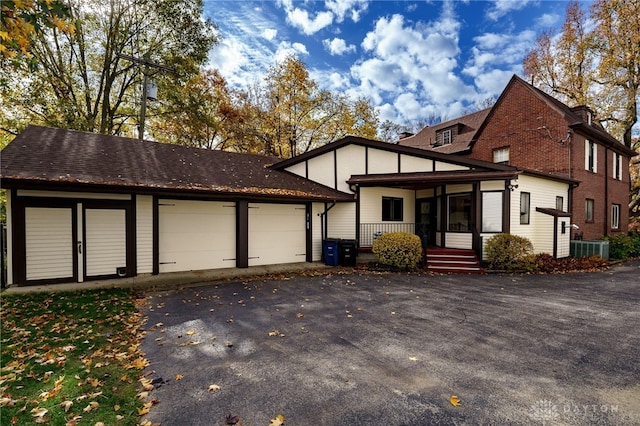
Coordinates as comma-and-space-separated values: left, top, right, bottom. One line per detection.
1, 288, 147, 425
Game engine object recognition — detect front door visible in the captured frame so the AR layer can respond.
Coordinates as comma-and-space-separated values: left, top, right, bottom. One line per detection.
416, 198, 436, 247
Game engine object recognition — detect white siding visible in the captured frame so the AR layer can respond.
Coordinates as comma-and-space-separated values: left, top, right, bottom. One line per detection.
445, 233, 473, 249
85, 209, 127, 277
307, 153, 335, 189
327, 202, 356, 239
25, 207, 74, 281
248, 204, 306, 266
336, 144, 366, 193
359, 187, 415, 224
6, 189, 12, 284
312, 203, 325, 261
159, 200, 236, 273
510, 174, 570, 255
557, 219, 571, 258
435, 162, 468, 171
481, 181, 505, 191
416, 188, 435, 198
400, 154, 433, 173
446, 184, 473, 194
17, 190, 130, 200
368, 148, 398, 174
136, 195, 153, 274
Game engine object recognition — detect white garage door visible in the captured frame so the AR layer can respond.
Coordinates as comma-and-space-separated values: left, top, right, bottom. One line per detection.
248, 203, 306, 266
85, 209, 127, 278
25, 207, 74, 281
159, 200, 235, 273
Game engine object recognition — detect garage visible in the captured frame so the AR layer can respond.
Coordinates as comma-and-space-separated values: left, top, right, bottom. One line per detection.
158, 200, 236, 273
248, 203, 307, 266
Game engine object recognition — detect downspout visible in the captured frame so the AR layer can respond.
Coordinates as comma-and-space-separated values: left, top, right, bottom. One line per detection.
604, 148, 609, 236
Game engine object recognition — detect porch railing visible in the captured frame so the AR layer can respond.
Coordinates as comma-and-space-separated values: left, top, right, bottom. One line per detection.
360, 223, 426, 247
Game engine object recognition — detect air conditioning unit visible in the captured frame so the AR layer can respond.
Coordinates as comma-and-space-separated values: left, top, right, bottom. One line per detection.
570, 240, 609, 259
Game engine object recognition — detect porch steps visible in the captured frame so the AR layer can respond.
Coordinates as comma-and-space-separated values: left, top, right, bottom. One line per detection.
426, 248, 483, 274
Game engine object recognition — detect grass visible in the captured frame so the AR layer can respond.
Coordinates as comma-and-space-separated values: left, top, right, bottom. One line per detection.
1, 288, 147, 425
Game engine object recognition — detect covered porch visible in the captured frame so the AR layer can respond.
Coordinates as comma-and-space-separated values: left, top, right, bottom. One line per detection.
347, 169, 520, 261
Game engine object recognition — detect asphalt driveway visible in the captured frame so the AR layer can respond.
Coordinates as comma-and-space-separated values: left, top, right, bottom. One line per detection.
140, 262, 640, 425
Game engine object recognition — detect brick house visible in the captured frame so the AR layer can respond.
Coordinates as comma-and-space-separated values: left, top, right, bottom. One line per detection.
399, 75, 637, 240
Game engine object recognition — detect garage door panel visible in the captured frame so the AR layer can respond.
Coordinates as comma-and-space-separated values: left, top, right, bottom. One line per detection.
85, 209, 127, 277
159, 200, 235, 273
248, 204, 306, 267
25, 207, 74, 281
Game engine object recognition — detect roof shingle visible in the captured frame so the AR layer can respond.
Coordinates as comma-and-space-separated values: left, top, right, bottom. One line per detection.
0, 126, 353, 201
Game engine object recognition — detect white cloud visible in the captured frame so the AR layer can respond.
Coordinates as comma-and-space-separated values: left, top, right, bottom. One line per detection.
486, 0, 532, 21
463, 30, 535, 78
323, 37, 356, 55
325, 0, 369, 23
535, 13, 560, 28
278, 0, 333, 35
274, 41, 309, 62
350, 3, 475, 123
261, 28, 278, 41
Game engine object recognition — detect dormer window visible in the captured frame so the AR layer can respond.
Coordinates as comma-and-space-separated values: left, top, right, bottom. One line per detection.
435, 129, 452, 146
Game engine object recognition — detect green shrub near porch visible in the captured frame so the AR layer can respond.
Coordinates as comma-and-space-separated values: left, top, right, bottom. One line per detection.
484, 233, 538, 272
372, 232, 422, 270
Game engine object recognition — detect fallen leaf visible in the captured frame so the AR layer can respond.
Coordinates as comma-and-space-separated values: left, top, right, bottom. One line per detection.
409, 356, 418, 361
186, 330, 196, 335
450, 395, 461, 407
60, 400, 73, 412
83, 401, 99, 412
175, 374, 184, 381
30, 407, 48, 418
208, 384, 221, 392
114, 404, 120, 411
269, 413, 285, 426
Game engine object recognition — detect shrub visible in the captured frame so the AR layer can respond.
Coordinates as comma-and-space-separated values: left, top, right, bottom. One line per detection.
484, 233, 538, 272
603, 233, 640, 260
372, 232, 422, 270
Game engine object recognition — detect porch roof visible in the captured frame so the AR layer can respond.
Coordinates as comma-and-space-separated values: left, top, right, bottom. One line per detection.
346, 170, 520, 189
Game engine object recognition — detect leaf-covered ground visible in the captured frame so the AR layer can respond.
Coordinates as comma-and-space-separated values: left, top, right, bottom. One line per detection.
0, 288, 147, 425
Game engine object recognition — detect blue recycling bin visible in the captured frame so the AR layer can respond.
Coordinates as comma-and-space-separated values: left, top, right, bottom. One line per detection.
322, 239, 340, 266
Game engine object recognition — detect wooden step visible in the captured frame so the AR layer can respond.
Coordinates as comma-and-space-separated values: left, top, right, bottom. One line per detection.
426, 248, 483, 274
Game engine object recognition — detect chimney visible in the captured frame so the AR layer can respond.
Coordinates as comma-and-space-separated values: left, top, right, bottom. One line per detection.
398, 131, 414, 140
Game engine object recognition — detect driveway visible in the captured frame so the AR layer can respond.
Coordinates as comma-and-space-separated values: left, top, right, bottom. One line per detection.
140, 262, 640, 425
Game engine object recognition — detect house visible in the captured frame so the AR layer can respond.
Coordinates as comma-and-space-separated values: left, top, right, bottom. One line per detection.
1, 125, 577, 286
399, 75, 637, 240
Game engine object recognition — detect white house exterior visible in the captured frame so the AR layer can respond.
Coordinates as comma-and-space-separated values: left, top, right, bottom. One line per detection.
1, 127, 577, 286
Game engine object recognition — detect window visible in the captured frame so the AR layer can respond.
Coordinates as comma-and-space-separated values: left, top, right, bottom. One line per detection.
556, 196, 564, 211
482, 192, 503, 232
613, 153, 622, 180
382, 197, 403, 221
436, 129, 452, 146
442, 129, 452, 145
585, 199, 594, 222
448, 193, 471, 232
585, 139, 597, 172
611, 204, 620, 229
492, 147, 510, 164
520, 192, 530, 225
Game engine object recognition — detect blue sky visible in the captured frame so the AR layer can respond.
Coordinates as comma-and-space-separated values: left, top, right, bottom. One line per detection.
203, 0, 575, 124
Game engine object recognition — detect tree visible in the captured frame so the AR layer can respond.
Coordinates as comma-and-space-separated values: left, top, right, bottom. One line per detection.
591, 0, 640, 147
0, 0, 216, 138
0, 0, 75, 70
523, 0, 639, 148
220, 55, 379, 158
151, 70, 237, 149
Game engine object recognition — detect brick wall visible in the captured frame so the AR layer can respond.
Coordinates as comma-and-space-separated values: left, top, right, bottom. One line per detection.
469, 80, 631, 239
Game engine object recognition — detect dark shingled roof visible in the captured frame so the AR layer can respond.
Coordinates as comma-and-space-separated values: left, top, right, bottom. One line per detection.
397, 108, 491, 154
0, 126, 354, 202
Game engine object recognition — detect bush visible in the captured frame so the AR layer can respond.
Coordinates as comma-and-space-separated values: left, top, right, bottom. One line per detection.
372, 232, 422, 270
484, 233, 538, 272
603, 232, 640, 260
